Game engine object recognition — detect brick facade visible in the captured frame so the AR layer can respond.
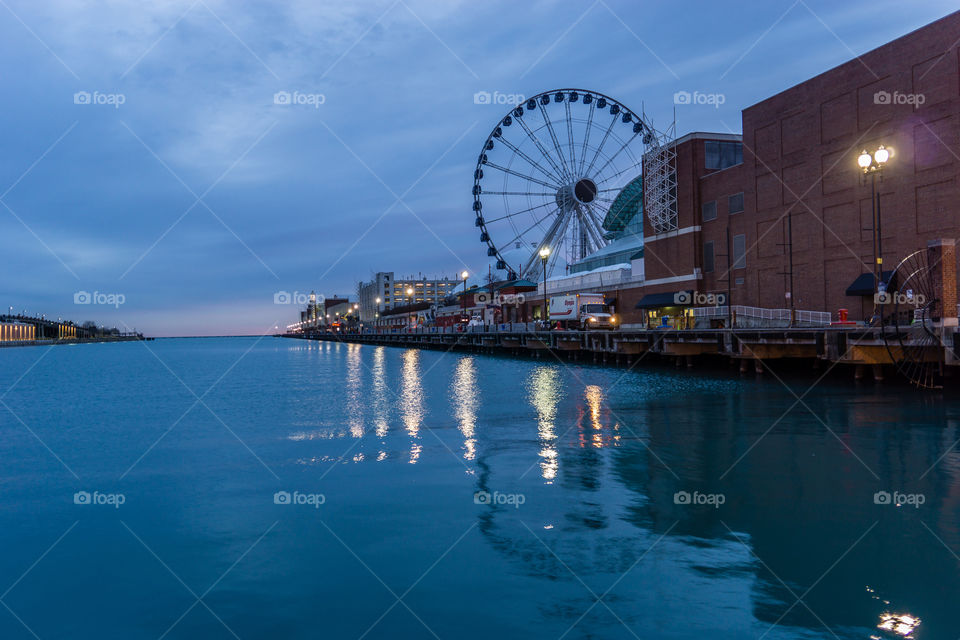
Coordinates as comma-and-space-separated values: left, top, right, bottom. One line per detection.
641, 11, 960, 322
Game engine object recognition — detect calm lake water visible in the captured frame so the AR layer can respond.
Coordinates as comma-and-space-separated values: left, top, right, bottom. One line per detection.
0, 337, 957, 639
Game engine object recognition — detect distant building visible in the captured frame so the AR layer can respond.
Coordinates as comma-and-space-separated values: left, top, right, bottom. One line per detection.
0, 321, 35, 342
322, 297, 353, 322
358, 272, 460, 323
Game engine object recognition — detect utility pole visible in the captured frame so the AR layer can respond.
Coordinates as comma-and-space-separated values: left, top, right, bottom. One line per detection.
726, 226, 733, 329
777, 209, 796, 326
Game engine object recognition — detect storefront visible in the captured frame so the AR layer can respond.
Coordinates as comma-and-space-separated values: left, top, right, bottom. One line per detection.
635, 291, 694, 329
493, 279, 538, 323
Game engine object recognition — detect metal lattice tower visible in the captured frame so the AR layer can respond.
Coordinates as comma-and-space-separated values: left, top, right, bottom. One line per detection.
643, 119, 678, 234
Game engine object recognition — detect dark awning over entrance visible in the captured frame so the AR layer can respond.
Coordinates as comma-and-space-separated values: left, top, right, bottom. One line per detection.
845, 271, 896, 296
635, 291, 691, 309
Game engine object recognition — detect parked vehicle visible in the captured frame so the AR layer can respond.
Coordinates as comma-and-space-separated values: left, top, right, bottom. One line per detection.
548, 293, 616, 330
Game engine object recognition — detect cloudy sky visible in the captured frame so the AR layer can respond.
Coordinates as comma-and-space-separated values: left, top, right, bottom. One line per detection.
1, 0, 955, 336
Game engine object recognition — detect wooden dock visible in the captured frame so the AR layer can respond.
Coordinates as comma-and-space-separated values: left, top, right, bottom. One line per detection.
281, 326, 960, 385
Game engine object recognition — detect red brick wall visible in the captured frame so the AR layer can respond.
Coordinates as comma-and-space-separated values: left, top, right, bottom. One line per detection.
735, 10, 960, 320
639, 11, 960, 321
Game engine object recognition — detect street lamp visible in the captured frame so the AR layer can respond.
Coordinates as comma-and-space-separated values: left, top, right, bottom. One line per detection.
460, 270, 469, 317
405, 287, 415, 328
858, 145, 892, 301
539, 246, 551, 327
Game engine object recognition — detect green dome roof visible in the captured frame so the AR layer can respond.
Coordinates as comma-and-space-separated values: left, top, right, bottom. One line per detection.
602, 174, 643, 234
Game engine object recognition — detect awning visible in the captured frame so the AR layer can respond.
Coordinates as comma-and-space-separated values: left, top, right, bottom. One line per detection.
635, 290, 692, 309
845, 271, 896, 296
494, 279, 538, 291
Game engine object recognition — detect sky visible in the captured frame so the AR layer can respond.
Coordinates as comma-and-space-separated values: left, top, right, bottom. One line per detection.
0, 0, 956, 336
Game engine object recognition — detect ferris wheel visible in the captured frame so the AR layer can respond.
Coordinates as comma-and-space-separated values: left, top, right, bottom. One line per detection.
472, 88, 660, 281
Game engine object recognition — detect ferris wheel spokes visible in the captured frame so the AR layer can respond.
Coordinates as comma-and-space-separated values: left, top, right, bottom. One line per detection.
574, 206, 604, 254
482, 199, 557, 225
514, 115, 569, 184
565, 100, 577, 174
494, 135, 564, 186
482, 161, 559, 190
594, 130, 642, 178
472, 89, 650, 280
537, 102, 573, 181
584, 114, 619, 178
522, 208, 570, 280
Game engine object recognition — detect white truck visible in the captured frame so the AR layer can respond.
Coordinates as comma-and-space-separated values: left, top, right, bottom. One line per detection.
548, 293, 616, 330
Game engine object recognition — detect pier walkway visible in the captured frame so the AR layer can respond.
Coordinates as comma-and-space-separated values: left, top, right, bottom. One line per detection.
282, 324, 960, 384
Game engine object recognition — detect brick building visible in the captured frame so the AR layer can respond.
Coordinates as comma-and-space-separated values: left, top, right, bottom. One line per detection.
639, 10, 960, 324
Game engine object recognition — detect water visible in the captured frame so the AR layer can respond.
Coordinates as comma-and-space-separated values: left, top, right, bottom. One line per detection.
0, 337, 956, 639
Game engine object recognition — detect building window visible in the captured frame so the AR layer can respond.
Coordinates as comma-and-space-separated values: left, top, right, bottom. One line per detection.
702, 200, 717, 222
705, 141, 743, 170
703, 241, 715, 273
733, 233, 746, 269
729, 192, 744, 215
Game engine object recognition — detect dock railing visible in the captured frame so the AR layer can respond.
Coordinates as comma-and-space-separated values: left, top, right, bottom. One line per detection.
692, 305, 832, 327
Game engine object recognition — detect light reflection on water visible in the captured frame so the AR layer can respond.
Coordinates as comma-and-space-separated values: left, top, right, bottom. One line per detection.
371, 346, 389, 437
346, 343, 364, 438
452, 356, 478, 460
580, 384, 620, 449
527, 366, 561, 482
399, 349, 424, 463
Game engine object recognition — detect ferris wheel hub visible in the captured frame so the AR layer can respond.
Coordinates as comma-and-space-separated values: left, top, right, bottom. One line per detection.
555, 178, 598, 210
573, 178, 598, 204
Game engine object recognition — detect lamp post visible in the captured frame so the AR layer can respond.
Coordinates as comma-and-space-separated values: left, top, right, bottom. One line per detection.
460, 270, 469, 318
539, 246, 551, 327
858, 145, 892, 302
405, 287, 414, 329
375, 297, 381, 326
